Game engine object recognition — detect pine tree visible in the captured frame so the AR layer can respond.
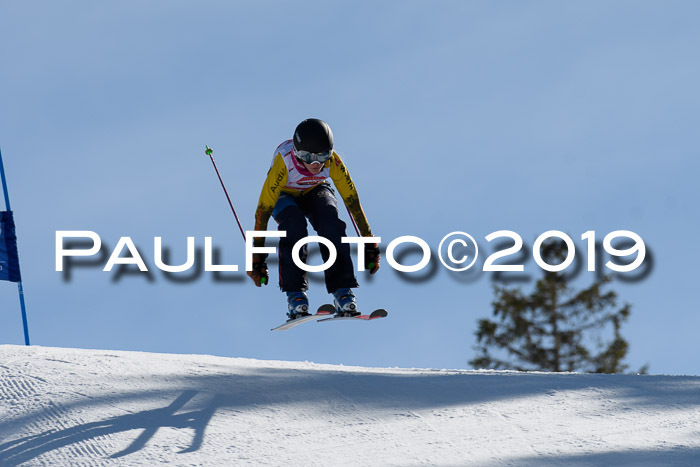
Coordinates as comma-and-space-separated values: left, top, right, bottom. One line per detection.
470, 240, 631, 373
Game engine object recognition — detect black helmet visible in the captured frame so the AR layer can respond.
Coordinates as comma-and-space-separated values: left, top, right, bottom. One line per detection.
293, 119, 334, 154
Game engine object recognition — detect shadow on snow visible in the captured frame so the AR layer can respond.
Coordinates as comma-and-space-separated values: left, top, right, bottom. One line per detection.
1, 368, 699, 465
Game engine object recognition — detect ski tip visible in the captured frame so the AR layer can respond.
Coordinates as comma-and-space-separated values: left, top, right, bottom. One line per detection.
271, 311, 333, 331
317, 303, 337, 314
370, 309, 388, 318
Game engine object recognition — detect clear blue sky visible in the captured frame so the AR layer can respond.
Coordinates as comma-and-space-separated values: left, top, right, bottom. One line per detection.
1, 1, 698, 374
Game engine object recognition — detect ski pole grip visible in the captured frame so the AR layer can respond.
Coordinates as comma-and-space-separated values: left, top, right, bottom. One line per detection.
205, 145, 213, 156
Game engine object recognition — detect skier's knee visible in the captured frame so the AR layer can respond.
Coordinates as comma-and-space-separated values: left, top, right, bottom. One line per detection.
317, 217, 347, 240
278, 211, 308, 242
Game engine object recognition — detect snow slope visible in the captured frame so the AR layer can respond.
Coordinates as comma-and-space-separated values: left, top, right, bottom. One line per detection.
1, 345, 699, 466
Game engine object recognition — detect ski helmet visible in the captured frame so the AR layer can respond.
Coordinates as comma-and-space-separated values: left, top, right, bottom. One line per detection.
293, 119, 334, 154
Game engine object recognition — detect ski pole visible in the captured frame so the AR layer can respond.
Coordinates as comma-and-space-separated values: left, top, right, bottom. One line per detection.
204, 145, 267, 284
343, 203, 377, 272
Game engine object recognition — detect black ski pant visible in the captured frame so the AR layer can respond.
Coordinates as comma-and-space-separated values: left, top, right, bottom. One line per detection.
273, 184, 359, 294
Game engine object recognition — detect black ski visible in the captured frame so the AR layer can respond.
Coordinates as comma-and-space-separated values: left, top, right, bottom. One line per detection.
316, 304, 388, 323
272, 305, 388, 331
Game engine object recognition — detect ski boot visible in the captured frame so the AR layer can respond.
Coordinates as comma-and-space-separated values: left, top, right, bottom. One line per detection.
332, 288, 360, 317
286, 291, 311, 321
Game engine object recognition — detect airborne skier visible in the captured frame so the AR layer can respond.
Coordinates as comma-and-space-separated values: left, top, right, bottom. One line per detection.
247, 118, 380, 322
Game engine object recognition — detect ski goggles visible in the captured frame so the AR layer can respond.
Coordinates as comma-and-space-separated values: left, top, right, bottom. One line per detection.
294, 147, 333, 164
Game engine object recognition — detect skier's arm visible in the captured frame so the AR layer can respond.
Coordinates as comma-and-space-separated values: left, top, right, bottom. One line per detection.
329, 153, 373, 237
330, 153, 380, 274
253, 153, 288, 248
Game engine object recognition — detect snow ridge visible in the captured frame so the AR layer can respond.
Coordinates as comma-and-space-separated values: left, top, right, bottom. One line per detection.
1, 345, 699, 466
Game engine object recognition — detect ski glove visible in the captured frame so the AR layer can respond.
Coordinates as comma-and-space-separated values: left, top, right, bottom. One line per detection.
365, 243, 380, 274
247, 253, 269, 287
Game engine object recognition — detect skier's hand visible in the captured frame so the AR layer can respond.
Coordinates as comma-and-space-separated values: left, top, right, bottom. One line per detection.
247, 253, 269, 287
365, 243, 380, 274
